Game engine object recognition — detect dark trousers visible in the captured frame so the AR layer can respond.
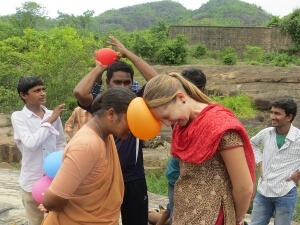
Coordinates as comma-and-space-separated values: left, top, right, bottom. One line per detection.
121, 177, 148, 225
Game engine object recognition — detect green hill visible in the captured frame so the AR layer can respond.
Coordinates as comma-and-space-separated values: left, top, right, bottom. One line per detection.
0, 0, 274, 34
183, 0, 272, 26
93, 0, 272, 32
93, 1, 192, 32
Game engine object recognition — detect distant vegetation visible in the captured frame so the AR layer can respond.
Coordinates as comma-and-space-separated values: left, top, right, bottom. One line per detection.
0, 0, 274, 35
0, 0, 299, 122
183, 0, 271, 26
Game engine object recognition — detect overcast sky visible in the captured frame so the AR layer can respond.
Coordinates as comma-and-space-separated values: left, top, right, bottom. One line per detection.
0, 0, 299, 18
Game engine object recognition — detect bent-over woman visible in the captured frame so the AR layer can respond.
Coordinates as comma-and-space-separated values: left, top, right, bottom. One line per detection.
40, 87, 136, 225
143, 74, 255, 225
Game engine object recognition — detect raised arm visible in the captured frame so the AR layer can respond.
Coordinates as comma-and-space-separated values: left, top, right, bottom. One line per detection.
108, 36, 158, 81
73, 56, 106, 107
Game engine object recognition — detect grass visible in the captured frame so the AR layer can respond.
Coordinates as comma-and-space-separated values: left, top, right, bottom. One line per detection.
146, 170, 168, 196
210, 94, 257, 118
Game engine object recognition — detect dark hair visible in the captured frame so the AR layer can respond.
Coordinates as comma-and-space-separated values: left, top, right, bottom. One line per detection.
106, 61, 134, 82
271, 98, 297, 122
17, 76, 44, 102
181, 67, 206, 89
91, 86, 136, 116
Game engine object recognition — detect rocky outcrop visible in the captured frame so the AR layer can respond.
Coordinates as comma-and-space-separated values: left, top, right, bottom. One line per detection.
0, 114, 22, 164
0, 167, 27, 225
152, 65, 300, 128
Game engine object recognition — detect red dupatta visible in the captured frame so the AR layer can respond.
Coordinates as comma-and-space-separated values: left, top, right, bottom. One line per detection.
171, 104, 255, 184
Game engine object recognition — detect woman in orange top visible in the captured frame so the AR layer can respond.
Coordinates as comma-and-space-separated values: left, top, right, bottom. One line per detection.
39, 87, 136, 225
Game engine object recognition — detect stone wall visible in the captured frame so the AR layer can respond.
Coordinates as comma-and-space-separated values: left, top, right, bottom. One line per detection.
168, 25, 295, 56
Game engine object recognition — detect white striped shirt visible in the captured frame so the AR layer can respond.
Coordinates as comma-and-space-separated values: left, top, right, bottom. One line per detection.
251, 124, 300, 197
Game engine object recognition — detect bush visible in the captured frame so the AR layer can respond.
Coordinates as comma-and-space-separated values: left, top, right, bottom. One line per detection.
262, 52, 300, 67
221, 47, 238, 65
154, 35, 188, 65
223, 53, 238, 65
193, 44, 207, 58
243, 45, 264, 64
210, 94, 256, 118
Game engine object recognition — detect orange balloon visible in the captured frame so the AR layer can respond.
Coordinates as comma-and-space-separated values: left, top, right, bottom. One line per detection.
127, 97, 162, 140
96, 48, 119, 66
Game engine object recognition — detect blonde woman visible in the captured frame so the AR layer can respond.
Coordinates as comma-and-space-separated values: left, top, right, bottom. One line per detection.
143, 74, 255, 225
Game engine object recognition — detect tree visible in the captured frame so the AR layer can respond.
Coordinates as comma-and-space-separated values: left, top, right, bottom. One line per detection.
265, 15, 282, 27
154, 34, 188, 65
0, 20, 19, 40
57, 10, 95, 34
0, 27, 102, 119
10, 1, 47, 31
281, 9, 300, 48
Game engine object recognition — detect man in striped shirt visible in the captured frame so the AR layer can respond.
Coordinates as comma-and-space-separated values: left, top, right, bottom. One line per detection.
250, 98, 300, 225
65, 106, 92, 138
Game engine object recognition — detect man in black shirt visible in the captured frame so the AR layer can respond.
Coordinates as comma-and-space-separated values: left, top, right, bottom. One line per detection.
74, 36, 158, 225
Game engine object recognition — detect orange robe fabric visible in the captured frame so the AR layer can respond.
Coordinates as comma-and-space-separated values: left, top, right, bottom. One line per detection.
42, 135, 124, 225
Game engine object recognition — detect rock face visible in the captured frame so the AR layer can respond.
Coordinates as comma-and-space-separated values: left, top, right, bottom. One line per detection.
0, 167, 27, 225
152, 64, 300, 128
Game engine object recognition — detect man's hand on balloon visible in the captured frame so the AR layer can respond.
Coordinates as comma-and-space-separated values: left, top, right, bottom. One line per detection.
107, 36, 128, 59
93, 51, 108, 69
38, 193, 49, 213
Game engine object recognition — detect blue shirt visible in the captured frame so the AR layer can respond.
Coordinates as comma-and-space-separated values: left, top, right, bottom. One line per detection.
166, 156, 180, 185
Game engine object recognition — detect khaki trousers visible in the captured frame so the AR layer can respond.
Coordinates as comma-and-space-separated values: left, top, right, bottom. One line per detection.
21, 189, 44, 225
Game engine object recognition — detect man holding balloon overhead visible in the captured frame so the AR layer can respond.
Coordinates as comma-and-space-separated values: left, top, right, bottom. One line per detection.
73, 36, 158, 225
11, 76, 66, 225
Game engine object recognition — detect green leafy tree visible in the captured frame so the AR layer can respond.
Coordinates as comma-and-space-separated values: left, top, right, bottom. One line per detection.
0, 20, 20, 40
0, 27, 102, 121
57, 10, 95, 34
265, 15, 282, 27
131, 31, 154, 59
281, 9, 300, 48
154, 35, 188, 65
149, 20, 168, 39
10, 1, 47, 32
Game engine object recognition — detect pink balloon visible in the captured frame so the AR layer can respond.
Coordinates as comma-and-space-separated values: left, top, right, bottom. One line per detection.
32, 175, 53, 203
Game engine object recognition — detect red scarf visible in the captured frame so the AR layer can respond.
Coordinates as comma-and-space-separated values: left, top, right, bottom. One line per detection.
171, 104, 255, 184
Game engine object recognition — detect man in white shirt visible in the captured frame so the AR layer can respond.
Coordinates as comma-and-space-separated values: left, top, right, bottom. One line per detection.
250, 98, 300, 225
11, 76, 66, 225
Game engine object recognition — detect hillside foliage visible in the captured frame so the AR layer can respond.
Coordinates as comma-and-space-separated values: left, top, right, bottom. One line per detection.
186, 0, 271, 26
0, 0, 299, 121
0, 0, 275, 34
